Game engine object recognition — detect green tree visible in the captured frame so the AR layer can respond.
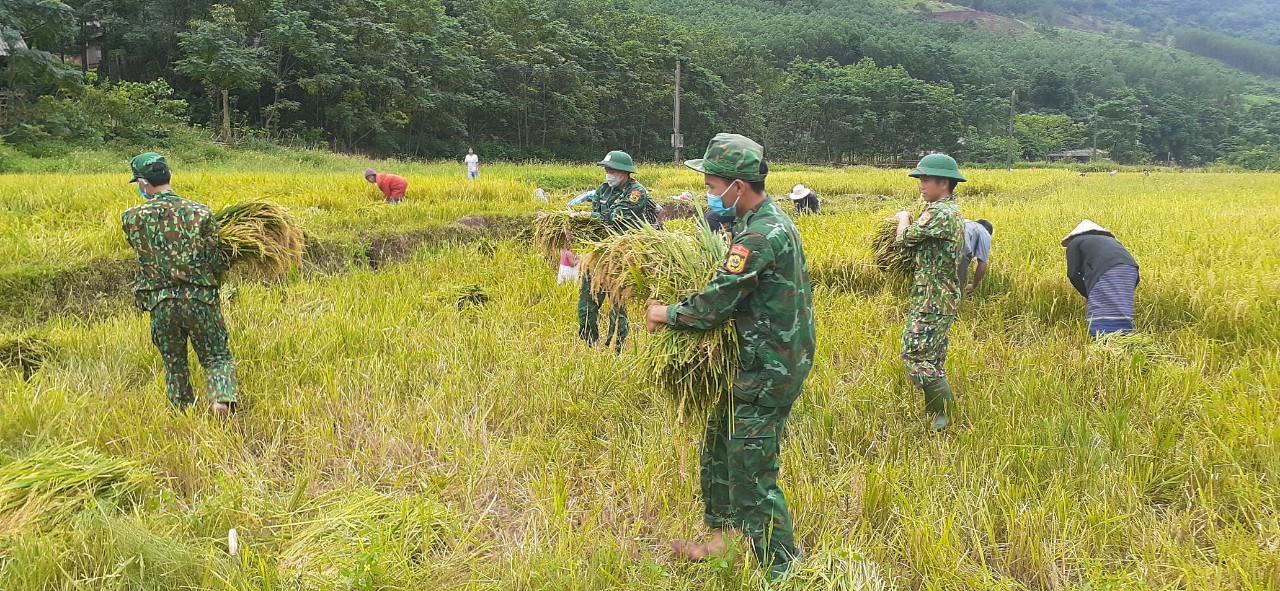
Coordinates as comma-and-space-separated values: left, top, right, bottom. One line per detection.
0, 0, 81, 92
174, 4, 269, 139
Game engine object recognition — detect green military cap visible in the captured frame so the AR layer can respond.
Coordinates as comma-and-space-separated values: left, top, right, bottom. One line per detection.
596, 150, 637, 174
685, 133, 767, 182
908, 153, 966, 182
129, 152, 170, 184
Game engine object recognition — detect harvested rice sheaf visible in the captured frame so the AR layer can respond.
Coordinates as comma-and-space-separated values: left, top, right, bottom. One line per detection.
531, 210, 610, 258
0, 443, 150, 528
437, 284, 488, 310
0, 333, 51, 379
1089, 331, 1183, 365
215, 201, 305, 280
579, 223, 736, 418
871, 220, 913, 276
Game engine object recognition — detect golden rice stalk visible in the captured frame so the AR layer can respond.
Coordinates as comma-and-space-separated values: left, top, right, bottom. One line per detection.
871, 221, 913, 276
579, 223, 737, 418
215, 200, 305, 281
531, 210, 610, 258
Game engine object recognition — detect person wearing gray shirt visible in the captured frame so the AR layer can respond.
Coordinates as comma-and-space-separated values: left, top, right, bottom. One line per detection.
958, 219, 992, 295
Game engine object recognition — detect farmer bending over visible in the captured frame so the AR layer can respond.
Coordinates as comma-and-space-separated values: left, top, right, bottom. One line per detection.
1063, 219, 1140, 337
958, 218, 993, 295
365, 168, 409, 204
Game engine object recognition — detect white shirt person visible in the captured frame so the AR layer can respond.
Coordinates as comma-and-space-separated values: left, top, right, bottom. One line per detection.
465, 148, 480, 180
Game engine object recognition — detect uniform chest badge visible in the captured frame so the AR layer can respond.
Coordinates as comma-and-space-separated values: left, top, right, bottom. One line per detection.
725, 243, 750, 274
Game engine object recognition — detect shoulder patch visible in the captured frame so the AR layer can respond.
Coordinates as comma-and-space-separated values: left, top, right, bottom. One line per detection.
724, 243, 751, 274
628, 189, 641, 204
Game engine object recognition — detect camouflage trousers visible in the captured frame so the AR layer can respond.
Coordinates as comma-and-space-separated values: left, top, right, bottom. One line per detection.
577, 273, 628, 349
701, 399, 799, 571
901, 311, 954, 388
150, 298, 239, 407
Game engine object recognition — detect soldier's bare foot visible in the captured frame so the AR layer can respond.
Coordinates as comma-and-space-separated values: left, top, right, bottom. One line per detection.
209, 402, 231, 418
671, 529, 733, 562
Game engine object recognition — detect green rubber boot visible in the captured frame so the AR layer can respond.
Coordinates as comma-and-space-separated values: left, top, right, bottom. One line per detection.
923, 378, 954, 432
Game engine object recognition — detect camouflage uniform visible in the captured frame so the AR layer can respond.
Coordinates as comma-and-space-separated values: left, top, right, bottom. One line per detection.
578, 176, 652, 349
123, 153, 238, 408
669, 134, 816, 575
896, 194, 962, 388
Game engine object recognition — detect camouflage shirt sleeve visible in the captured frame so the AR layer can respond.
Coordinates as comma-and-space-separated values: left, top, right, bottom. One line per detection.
667, 231, 773, 330
589, 183, 610, 219
899, 203, 958, 246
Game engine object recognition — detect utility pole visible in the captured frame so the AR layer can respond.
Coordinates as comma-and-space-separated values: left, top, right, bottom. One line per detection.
1092, 114, 1099, 162
1005, 90, 1016, 171
672, 60, 683, 163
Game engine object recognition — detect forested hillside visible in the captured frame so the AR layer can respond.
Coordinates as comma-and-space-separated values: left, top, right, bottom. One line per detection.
947, 0, 1280, 46
3, 0, 1280, 167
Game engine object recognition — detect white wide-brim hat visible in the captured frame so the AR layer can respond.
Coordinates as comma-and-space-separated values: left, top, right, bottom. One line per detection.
789, 184, 809, 200
1061, 219, 1112, 246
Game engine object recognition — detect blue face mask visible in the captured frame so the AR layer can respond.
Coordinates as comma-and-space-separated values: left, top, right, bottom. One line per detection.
137, 183, 147, 198
706, 181, 738, 218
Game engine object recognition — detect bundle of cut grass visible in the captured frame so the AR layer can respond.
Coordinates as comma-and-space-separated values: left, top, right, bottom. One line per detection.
1089, 331, 1183, 365
215, 200, 305, 280
871, 220, 913, 276
531, 210, 609, 258
579, 223, 736, 418
0, 333, 51, 380
472, 237, 498, 258
0, 443, 150, 530
437, 284, 488, 310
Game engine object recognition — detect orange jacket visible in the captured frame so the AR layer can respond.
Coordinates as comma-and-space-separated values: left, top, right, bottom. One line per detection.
375, 173, 408, 198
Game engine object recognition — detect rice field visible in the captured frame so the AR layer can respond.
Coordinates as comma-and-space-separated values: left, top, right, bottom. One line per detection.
0, 154, 1278, 590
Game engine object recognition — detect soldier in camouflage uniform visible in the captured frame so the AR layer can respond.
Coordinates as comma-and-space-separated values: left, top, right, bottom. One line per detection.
646, 134, 816, 578
892, 153, 965, 431
122, 152, 239, 416
576, 150, 653, 351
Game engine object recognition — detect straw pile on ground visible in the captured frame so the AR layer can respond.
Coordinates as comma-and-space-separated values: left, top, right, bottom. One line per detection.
0, 444, 150, 529
531, 210, 610, 258
1089, 331, 1183, 365
764, 548, 888, 590
0, 333, 51, 380
579, 223, 736, 418
871, 220, 913, 276
441, 284, 488, 310
215, 201, 305, 280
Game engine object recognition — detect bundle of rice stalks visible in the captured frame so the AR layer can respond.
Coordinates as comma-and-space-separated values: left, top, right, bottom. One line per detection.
215, 200, 305, 281
579, 223, 737, 418
1089, 332, 1183, 365
0, 443, 150, 531
531, 210, 609, 258
0, 333, 51, 380
437, 284, 488, 310
871, 221, 913, 277
472, 237, 498, 258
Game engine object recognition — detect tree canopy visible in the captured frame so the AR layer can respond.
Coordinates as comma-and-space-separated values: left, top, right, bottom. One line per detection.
2, 0, 1280, 168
